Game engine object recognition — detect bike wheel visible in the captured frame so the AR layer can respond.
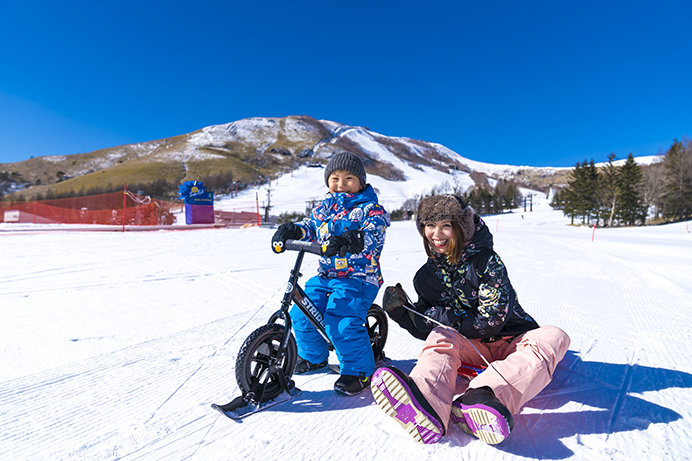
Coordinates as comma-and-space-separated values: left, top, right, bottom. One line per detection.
366, 304, 388, 362
235, 323, 297, 402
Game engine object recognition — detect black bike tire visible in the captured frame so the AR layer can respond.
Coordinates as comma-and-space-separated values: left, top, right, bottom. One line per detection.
366, 304, 388, 362
235, 323, 297, 402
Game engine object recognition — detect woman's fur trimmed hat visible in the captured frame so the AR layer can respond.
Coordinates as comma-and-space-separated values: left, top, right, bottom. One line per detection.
416, 194, 476, 242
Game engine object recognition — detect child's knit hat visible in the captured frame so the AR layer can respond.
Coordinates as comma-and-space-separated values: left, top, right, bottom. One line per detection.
416, 194, 476, 243
324, 152, 367, 189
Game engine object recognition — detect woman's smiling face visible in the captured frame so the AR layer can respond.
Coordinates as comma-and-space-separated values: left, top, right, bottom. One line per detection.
424, 221, 455, 254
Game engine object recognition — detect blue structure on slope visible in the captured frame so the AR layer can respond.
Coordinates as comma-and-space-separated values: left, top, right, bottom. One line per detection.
178, 181, 214, 225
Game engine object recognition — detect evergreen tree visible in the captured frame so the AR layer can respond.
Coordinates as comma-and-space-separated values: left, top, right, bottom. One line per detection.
491, 188, 502, 214
583, 160, 600, 224
662, 139, 692, 221
466, 187, 495, 214
562, 161, 583, 224
466, 188, 483, 213
599, 153, 619, 227
494, 179, 522, 211
480, 188, 494, 213
550, 188, 565, 211
563, 160, 598, 224
616, 154, 646, 225
506, 182, 522, 208
559, 159, 601, 224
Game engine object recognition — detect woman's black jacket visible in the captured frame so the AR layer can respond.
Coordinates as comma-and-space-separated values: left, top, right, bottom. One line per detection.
389, 216, 539, 341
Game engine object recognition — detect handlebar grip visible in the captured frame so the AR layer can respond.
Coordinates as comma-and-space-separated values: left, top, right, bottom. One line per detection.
284, 239, 324, 255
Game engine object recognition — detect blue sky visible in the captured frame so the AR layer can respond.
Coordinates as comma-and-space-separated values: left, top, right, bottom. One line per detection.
1, 1, 690, 167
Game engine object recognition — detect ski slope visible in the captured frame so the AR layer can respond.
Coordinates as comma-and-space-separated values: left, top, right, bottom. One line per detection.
1, 196, 691, 460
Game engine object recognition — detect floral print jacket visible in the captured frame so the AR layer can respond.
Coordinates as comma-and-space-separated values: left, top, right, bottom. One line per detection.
391, 216, 538, 340
296, 184, 390, 287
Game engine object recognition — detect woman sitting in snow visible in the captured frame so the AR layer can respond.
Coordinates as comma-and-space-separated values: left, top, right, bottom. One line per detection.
370, 194, 570, 445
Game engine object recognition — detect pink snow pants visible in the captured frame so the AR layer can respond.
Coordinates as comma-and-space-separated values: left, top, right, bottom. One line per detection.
409, 325, 570, 430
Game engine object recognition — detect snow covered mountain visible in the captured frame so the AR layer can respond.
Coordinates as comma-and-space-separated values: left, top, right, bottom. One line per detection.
1, 115, 663, 204
0, 116, 570, 199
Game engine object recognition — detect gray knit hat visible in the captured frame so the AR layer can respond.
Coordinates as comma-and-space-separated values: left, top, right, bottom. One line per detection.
324, 152, 366, 189
416, 194, 476, 243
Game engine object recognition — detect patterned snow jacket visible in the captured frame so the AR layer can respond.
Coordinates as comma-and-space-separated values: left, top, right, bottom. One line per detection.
390, 216, 539, 340
296, 184, 390, 287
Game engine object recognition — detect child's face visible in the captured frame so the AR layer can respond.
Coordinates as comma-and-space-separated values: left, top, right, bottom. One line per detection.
424, 221, 455, 254
327, 170, 361, 194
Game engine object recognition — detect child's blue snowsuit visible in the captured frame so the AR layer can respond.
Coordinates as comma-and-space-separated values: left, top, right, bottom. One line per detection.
291, 184, 390, 376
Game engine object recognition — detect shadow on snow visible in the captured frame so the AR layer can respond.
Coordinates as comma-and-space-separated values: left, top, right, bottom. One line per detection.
489, 350, 691, 458
262, 352, 690, 458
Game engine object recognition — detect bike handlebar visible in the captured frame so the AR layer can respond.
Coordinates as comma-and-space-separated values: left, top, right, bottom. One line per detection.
282, 239, 324, 255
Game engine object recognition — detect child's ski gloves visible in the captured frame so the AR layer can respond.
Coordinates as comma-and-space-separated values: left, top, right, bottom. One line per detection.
322, 230, 364, 257
271, 223, 303, 253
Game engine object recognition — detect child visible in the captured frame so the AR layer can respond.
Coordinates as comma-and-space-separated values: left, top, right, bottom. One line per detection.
271, 151, 390, 396
372, 194, 569, 444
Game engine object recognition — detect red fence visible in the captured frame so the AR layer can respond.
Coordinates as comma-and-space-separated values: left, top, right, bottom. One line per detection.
0, 191, 181, 226
214, 210, 261, 227
1, 191, 262, 227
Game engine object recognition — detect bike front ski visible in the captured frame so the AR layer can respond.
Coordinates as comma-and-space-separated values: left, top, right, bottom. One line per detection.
211, 387, 302, 421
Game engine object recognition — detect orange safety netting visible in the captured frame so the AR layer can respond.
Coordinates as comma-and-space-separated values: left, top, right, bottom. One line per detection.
0, 191, 182, 225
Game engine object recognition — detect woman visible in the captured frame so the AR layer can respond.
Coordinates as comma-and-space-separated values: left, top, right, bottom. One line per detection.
371, 194, 569, 445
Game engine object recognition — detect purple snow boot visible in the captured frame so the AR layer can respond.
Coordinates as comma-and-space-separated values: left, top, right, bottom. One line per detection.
370, 367, 445, 444
450, 386, 513, 444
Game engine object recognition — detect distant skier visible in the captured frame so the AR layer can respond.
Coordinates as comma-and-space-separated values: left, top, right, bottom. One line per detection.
271, 152, 390, 396
372, 194, 569, 444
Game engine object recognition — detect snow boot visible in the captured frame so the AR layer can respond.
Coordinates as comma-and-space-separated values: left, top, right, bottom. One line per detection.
370, 367, 444, 444
294, 356, 328, 374
450, 386, 513, 444
334, 373, 370, 396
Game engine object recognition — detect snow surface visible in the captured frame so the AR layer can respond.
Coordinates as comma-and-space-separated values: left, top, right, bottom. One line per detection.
1, 193, 691, 460
216, 163, 473, 217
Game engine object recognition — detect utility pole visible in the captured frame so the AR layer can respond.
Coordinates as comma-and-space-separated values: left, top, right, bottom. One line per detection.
263, 183, 272, 224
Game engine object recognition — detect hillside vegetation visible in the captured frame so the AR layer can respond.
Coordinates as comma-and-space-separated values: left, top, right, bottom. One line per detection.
0, 115, 594, 201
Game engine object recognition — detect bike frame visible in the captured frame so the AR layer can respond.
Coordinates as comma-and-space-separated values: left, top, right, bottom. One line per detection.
214, 239, 385, 415
270, 240, 333, 356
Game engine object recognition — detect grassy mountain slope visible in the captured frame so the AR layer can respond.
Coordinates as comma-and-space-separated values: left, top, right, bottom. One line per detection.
1, 115, 564, 200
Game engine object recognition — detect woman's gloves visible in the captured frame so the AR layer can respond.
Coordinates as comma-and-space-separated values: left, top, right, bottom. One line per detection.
322, 230, 364, 257
382, 283, 410, 312
271, 223, 303, 253
382, 283, 431, 340
383, 283, 463, 339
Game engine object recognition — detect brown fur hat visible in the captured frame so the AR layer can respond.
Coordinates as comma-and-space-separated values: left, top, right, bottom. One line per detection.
416, 194, 476, 243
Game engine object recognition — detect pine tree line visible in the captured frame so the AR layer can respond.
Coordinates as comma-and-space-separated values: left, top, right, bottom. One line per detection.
390, 178, 522, 220
550, 138, 691, 226
462, 179, 522, 215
